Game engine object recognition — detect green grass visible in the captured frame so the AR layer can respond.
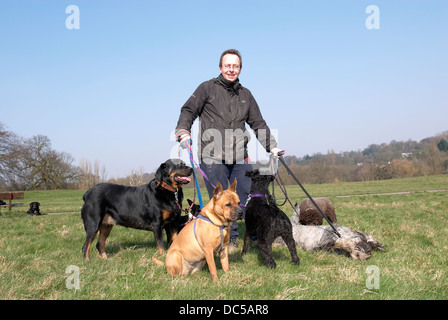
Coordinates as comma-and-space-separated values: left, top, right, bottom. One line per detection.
1, 175, 447, 300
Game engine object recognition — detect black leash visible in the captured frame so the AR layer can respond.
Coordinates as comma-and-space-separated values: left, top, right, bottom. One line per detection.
278, 155, 341, 238
270, 174, 287, 206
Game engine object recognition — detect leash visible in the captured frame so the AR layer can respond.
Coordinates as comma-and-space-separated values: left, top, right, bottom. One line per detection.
272, 172, 292, 207
278, 155, 341, 238
188, 150, 204, 209
185, 143, 216, 189
178, 139, 205, 209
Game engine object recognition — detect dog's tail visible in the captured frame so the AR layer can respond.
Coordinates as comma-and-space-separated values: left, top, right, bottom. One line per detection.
152, 256, 165, 266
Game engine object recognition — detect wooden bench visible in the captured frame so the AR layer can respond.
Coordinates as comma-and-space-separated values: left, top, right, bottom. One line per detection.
0, 192, 25, 211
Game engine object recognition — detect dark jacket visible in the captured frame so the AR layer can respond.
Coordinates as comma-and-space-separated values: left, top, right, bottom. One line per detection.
175, 74, 277, 163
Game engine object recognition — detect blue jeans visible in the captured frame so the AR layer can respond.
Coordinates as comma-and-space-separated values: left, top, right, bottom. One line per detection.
199, 159, 253, 239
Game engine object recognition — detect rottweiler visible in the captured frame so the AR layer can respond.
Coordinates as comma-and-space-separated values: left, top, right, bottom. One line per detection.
81, 159, 193, 259
153, 179, 243, 282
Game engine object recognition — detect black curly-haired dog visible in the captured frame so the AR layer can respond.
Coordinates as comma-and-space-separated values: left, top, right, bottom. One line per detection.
242, 169, 300, 268
81, 159, 193, 259
27, 202, 41, 215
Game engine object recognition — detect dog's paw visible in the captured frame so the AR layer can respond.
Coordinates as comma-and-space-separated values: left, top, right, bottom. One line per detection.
292, 258, 300, 266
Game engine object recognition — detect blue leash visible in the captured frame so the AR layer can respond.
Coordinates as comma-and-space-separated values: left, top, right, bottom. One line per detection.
185, 140, 204, 209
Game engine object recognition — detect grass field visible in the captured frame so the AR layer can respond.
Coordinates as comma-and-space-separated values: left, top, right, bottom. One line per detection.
1, 175, 447, 300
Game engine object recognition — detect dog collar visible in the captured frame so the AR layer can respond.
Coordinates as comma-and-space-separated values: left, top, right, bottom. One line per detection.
250, 194, 265, 198
155, 179, 182, 211
155, 179, 177, 192
244, 193, 265, 207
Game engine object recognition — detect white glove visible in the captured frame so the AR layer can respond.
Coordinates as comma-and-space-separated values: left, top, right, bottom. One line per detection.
270, 147, 285, 158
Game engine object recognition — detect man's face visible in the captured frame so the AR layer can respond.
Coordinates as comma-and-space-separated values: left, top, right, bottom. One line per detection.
219, 54, 241, 82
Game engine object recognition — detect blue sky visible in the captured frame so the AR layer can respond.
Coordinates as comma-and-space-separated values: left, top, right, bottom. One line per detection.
1, 0, 447, 178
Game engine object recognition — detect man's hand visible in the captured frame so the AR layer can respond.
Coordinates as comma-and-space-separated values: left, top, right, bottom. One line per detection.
270, 147, 285, 158
176, 130, 192, 150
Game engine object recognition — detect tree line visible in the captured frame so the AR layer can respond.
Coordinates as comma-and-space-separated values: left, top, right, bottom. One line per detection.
1, 122, 447, 191
275, 131, 448, 185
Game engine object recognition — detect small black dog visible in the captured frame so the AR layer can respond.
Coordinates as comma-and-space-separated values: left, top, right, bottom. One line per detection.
242, 169, 300, 268
178, 199, 201, 231
27, 202, 41, 215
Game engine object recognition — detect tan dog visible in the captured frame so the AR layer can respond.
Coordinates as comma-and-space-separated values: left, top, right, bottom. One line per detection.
153, 179, 242, 282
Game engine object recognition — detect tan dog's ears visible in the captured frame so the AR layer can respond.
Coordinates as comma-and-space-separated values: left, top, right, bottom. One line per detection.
213, 181, 223, 199
229, 178, 237, 192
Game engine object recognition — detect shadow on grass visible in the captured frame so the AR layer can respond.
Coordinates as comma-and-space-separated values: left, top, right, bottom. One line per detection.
99, 239, 158, 258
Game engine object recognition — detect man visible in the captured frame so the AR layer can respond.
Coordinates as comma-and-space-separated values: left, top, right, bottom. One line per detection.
175, 49, 284, 249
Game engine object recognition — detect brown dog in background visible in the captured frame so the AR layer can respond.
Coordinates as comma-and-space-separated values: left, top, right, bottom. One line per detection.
153, 179, 242, 282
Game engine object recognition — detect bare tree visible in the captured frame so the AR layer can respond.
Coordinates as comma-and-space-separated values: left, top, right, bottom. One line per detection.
423, 144, 442, 175
0, 123, 20, 189
1, 131, 80, 190
129, 167, 144, 186
78, 158, 108, 190
310, 152, 335, 184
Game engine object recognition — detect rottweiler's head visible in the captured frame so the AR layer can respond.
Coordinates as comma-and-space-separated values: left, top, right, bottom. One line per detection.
155, 159, 193, 190
212, 179, 243, 223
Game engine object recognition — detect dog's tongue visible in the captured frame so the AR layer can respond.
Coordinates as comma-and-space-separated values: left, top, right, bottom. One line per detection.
176, 176, 191, 183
